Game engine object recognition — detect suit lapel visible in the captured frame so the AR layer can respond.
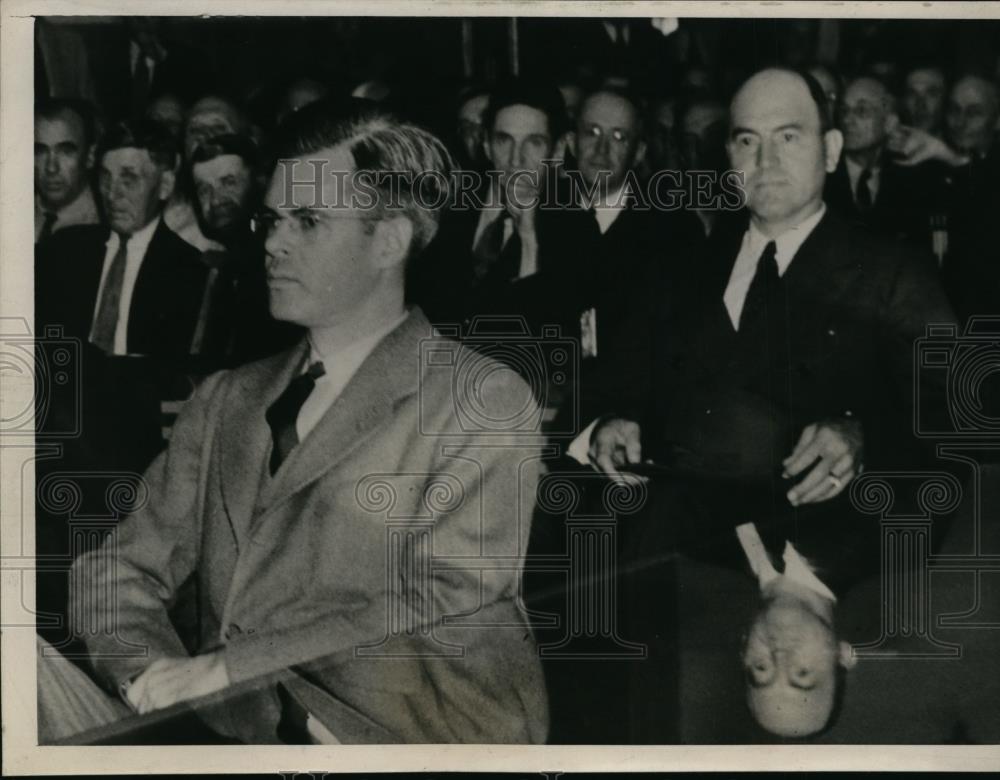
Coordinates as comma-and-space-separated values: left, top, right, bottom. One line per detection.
219, 341, 309, 545
252, 309, 432, 525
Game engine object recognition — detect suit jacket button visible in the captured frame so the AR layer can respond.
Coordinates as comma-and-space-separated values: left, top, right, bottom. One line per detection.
705, 408, 712, 415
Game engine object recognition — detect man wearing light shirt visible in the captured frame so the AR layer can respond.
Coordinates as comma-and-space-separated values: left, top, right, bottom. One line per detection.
36, 119, 207, 359
573, 67, 954, 736
40, 99, 548, 746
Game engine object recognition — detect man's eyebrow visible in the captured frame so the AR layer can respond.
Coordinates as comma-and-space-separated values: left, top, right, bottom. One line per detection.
774, 123, 805, 133
730, 126, 759, 138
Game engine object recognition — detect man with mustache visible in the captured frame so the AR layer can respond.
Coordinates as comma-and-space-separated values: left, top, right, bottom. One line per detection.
574, 67, 955, 737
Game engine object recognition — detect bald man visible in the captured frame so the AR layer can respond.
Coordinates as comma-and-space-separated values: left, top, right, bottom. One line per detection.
575, 68, 956, 738
825, 76, 939, 243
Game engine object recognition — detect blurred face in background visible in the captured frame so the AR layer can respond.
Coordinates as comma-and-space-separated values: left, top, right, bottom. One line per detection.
902, 68, 946, 134
99, 147, 174, 235
573, 91, 645, 195
486, 104, 554, 203
35, 110, 93, 211
945, 76, 1000, 156
807, 66, 840, 114
456, 92, 489, 165
192, 153, 254, 240
184, 96, 244, 161
838, 77, 896, 155
680, 100, 727, 169
146, 93, 187, 142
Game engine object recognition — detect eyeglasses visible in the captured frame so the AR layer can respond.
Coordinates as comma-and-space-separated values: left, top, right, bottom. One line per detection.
251, 209, 380, 235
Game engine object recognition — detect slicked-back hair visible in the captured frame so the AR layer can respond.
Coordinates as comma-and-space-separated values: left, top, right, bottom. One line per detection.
483, 77, 568, 141
35, 98, 97, 148
98, 119, 178, 171
271, 97, 455, 260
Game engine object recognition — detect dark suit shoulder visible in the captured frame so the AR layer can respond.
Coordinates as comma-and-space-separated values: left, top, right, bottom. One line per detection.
37, 223, 108, 262
151, 220, 207, 272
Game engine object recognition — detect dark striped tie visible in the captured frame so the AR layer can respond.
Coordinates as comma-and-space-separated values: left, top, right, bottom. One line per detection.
265, 360, 326, 475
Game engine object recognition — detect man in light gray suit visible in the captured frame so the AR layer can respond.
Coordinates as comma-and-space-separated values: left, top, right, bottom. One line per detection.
38, 98, 549, 745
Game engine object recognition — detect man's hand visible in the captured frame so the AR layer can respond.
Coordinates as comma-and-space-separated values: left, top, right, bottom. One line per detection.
588, 417, 644, 483
888, 125, 970, 168
125, 652, 230, 715
782, 418, 864, 506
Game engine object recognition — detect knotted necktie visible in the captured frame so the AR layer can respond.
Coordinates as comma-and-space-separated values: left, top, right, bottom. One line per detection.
38, 211, 58, 244
738, 240, 779, 332
473, 212, 522, 282
265, 360, 326, 475
91, 236, 130, 354
855, 168, 873, 213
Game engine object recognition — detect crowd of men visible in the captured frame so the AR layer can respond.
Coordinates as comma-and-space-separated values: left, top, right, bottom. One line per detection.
33, 17, 999, 745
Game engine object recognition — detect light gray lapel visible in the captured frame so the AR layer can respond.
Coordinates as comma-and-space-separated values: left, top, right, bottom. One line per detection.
251, 309, 433, 525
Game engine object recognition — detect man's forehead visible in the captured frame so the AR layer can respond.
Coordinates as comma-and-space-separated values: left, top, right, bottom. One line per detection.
731, 76, 820, 130
265, 146, 357, 209
195, 153, 249, 179
101, 146, 155, 169
494, 104, 550, 135
581, 94, 637, 127
36, 113, 84, 141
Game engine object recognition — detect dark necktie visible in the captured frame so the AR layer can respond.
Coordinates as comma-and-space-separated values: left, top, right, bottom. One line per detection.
91, 236, 130, 354
265, 360, 326, 475
855, 168, 873, 213
38, 211, 58, 244
738, 240, 780, 333
473, 212, 522, 282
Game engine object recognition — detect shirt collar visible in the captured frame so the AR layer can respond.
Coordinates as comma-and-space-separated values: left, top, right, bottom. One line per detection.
108, 214, 161, 257
745, 203, 826, 275
36, 186, 98, 224
307, 309, 410, 369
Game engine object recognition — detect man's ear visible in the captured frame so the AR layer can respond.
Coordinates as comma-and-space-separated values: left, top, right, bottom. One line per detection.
822, 128, 844, 173
838, 640, 857, 670
373, 215, 413, 270
158, 168, 176, 202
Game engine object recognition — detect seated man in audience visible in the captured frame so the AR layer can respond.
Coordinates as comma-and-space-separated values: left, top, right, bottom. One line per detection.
416, 78, 591, 336
572, 67, 955, 737
900, 63, 948, 137
38, 98, 548, 746
36, 118, 208, 359
166, 93, 252, 251
826, 75, 938, 244
891, 73, 1000, 321
34, 98, 101, 244
189, 133, 300, 364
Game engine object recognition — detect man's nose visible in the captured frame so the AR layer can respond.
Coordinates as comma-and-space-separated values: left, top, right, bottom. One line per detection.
596, 133, 611, 157
264, 219, 293, 261
757, 138, 779, 168
44, 153, 59, 175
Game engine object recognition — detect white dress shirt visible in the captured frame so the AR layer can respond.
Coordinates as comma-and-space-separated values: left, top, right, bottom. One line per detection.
89, 216, 161, 355
735, 521, 837, 602
472, 205, 539, 279
35, 187, 100, 242
722, 203, 826, 328
295, 311, 410, 441
845, 156, 880, 207
590, 184, 629, 235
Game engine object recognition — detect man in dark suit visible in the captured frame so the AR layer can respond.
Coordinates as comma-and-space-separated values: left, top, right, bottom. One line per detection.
38, 98, 548, 746
576, 68, 956, 737
414, 78, 592, 339
825, 76, 937, 245
36, 119, 208, 359
188, 133, 301, 365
